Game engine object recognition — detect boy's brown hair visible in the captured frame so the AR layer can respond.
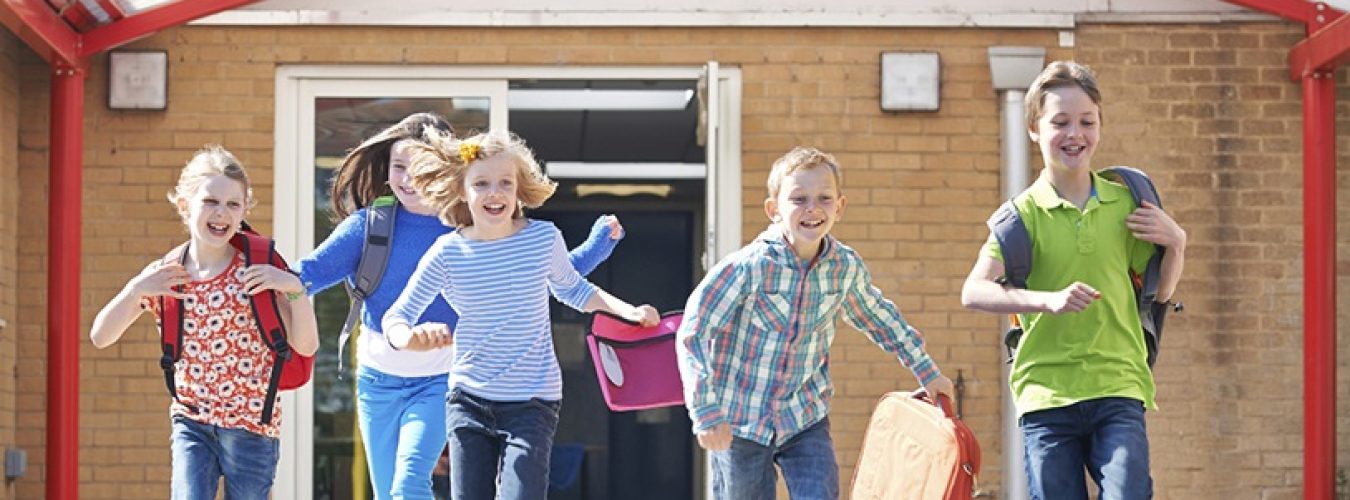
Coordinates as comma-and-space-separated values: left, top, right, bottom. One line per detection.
765, 146, 844, 199
1024, 60, 1103, 130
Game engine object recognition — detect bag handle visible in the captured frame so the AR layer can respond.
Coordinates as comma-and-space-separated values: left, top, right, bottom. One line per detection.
910, 389, 956, 420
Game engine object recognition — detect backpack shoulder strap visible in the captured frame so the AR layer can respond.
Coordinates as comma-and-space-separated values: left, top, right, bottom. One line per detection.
351, 196, 398, 299
337, 196, 399, 377
232, 228, 293, 424
158, 242, 191, 401
987, 199, 1032, 289
1100, 166, 1165, 304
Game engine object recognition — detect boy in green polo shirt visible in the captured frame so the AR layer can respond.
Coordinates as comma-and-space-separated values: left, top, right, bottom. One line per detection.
960, 61, 1187, 500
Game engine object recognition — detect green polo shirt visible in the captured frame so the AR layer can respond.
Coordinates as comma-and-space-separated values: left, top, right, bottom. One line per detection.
982, 171, 1157, 417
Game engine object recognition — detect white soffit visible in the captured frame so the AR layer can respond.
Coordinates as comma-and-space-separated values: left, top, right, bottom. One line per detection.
194, 0, 1277, 28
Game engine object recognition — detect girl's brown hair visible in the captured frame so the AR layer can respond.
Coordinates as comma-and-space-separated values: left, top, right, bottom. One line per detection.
1024, 61, 1103, 131
405, 131, 556, 227
328, 112, 454, 219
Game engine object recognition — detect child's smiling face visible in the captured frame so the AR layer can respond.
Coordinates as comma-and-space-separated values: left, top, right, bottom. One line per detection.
462, 153, 519, 228
765, 165, 846, 260
180, 173, 247, 249
388, 139, 432, 214
1030, 85, 1101, 174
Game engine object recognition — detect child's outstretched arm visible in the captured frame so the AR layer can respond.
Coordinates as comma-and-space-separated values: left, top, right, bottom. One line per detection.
382, 239, 454, 351
839, 262, 953, 400
568, 214, 624, 276
241, 264, 320, 356
292, 209, 368, 296
961, 246, 1101, 315
545, 229, 657, 325
90, 261, 192, 349
675, 256, 748, 450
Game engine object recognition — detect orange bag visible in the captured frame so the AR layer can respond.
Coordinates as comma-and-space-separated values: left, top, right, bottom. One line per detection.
851, 391, 981, 500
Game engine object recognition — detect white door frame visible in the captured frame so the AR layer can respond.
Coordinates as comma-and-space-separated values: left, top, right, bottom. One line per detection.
272, 64, 741, 500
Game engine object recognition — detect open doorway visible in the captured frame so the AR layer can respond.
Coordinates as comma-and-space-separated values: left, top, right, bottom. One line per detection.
513, 78, 703, 500
273, 65, 740, 500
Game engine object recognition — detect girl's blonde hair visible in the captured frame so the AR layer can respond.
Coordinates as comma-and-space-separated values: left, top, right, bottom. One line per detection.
167, 145, 255, 217
405, 131, 556, 227
1024, 60, 1103, 130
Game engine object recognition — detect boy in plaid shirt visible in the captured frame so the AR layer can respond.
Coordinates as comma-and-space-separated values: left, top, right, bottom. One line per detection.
676, 146, 955, 499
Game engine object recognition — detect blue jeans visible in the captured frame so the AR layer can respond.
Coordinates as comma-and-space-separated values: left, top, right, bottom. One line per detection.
445, 388, 560, 500
357, 365, 450, 500
170, 416, 279, 500
709, 417, 839, 500
1021, 397, 1153, 500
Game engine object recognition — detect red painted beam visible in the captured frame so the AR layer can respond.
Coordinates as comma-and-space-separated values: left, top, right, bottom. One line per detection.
1222, 0, 1321, 23
80, 0, 259, 57
0, 0, 83, 67
1289, 11, 1350, 79
46, 62, 83, 500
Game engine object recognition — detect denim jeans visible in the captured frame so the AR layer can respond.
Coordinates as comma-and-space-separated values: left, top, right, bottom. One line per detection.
170, 416, 279, 500
445, 388, 560, 500
1021, 397, 1153, 500
357, 365, 451, 500
709, 417, 839, 500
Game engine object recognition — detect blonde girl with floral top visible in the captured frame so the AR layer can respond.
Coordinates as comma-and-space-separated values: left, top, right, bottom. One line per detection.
90, 145, 319, 500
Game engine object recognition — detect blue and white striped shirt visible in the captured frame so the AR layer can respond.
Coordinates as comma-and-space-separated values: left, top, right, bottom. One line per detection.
383, 220, 598, 401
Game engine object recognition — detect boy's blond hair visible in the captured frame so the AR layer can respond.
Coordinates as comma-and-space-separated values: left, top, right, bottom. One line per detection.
405, 131, 557, 227
167, 144, 255, 217
766, 146, 843, 199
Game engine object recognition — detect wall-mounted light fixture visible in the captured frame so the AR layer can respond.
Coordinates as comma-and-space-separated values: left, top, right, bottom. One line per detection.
880, 52, 940, 112
108, 50, 168, 110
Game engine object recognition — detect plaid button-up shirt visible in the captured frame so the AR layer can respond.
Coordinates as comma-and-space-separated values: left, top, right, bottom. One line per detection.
676, 227, 940, 446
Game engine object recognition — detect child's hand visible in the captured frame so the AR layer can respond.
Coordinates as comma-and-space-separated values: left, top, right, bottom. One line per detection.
130, 262, 192, 300
1043, 282, 1099, 314
630, 305, 659, 327
923, 374, 956, 404
602, 215, 624, 240
1126, 200, 1187, 249
696, 423, 732, 451
241, 264, 305, 296
406, 322, 453, 351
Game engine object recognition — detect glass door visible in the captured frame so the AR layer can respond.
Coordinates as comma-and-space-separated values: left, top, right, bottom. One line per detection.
274, 76, 508, 500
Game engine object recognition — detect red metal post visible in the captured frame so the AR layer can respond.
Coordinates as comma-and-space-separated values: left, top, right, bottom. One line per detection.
1301, 70, 1336, 500
46, 62, 83, 500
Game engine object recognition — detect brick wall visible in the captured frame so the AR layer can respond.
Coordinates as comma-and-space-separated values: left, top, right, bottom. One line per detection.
0, 28, 20, 500
14, 45, 46, 500
5, 22, 1347, 499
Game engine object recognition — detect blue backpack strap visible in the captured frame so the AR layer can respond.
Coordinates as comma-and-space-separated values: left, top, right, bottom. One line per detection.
987, 199, 1032, 289
987, 199, 1033, 363
1100, 166, 1169, 367
337, 196, 398, 378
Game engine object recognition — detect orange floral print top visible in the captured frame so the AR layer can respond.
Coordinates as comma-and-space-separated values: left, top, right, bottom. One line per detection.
142, 251, 282, 438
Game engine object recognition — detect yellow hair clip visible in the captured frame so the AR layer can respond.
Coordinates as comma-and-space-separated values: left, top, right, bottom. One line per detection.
458, 141, 481, 164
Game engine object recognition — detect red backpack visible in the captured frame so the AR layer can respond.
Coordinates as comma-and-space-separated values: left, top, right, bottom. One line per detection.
157, 224, 314, 425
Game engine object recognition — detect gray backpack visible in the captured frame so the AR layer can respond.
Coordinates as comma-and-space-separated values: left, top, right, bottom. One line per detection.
337, 195, 397, 377
988, 166, 1181, 368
